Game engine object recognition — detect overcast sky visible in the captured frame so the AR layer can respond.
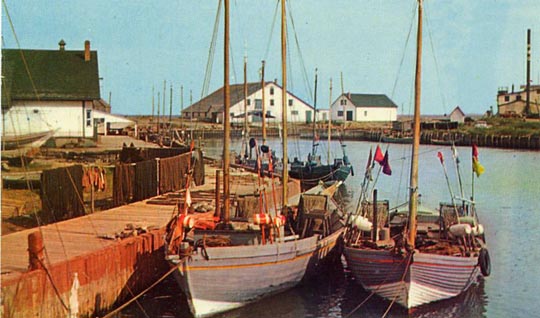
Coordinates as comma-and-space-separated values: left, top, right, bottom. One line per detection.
2, 0, 540, 116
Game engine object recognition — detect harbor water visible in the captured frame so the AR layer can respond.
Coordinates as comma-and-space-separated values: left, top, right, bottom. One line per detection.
120, 138, 540, 318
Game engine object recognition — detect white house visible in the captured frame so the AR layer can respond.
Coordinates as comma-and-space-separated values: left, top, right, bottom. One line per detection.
2, 40, 106, 140
449, 106, 466, 123
182, 81, 318, 123
330, 93, 398, 122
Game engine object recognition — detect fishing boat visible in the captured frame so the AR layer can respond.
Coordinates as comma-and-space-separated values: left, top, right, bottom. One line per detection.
289, 71, 353, 190
1, 129, 56, 165
164, 2, 345, 317
343, 0, 490, 310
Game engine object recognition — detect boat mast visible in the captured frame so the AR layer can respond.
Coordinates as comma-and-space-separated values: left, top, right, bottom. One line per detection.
222, 0, 231, 224
281, 0, 288, 208
311, 68, 318, 157
261, 60, 267, 144
328, 78, 332, 165
243, 57, 249, 158
408, 0, 423, 248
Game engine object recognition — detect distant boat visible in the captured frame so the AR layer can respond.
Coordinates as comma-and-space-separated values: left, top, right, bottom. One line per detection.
1, 129, 55, 165
164, 2, 345, 317
343, 0, 490, 310
2, 129, 55, 151
289, 70, 353, 190
381, 135, 413, 144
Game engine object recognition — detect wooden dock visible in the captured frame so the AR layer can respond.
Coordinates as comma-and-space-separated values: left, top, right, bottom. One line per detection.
1, 165, 298, 317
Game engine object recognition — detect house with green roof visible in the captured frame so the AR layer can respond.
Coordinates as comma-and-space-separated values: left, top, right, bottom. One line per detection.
2, 40, 117, 141
330, 93, 398, 122
182, 81, 317, 124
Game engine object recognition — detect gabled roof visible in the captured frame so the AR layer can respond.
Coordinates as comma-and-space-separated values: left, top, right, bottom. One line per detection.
184, 82, 266, 114
2, 48, 100, 106
183, 81, 314, 114
345, 93, 398, 108
450, 106, 465, 117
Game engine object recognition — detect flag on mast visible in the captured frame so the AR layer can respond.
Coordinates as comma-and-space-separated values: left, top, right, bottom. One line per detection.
472, 144, 485, 177
374, 145, 384, 165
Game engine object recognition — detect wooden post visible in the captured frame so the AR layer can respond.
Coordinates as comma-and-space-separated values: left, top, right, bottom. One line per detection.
215, 170, 221, 219
372, 189, 378, 242
28, 231, 44, 270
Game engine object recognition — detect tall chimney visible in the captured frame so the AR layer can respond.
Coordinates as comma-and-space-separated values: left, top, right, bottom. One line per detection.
84, 40, 91, 62
58, 39, 66, 51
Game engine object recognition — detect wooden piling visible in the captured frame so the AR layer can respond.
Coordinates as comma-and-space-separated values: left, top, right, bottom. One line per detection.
28, 231, 44, 270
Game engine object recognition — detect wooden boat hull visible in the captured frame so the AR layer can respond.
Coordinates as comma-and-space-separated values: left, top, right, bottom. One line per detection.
305, 228, 344, 277
343, 247, 481, 308
289, 164, 352, 189
170, 236, 318, 317
2, 130, 55, 150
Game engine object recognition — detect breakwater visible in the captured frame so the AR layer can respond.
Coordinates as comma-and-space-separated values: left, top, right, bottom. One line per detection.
300, 129, 540, 150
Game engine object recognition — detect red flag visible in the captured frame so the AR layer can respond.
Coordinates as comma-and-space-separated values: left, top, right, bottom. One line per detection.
472, 144, 479, 159
382, 150, 392, 175
374, 145, 384, 165
437, 151, 444, 164
366, 148, 373, 170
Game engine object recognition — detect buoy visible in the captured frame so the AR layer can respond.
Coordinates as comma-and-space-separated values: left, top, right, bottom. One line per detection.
274, 214, 286, 227
479, 248, 491, 276
449, 223, 472, 237
179, 215, 195, 228
353, 215, 372, 232
254, 213, 271, 225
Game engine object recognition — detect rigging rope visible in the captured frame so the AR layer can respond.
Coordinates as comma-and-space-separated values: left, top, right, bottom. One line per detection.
390, 1, 417, 100
201, 0, 222, 100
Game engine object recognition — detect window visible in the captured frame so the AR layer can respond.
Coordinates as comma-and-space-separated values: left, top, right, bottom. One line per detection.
288, 99, 293, 106
255, 99, 262, 110
230, 112, 234, 117
247, 99, 251, 106
291, 110, 299, 115
364, 110, 368, 116
86, 109, 92, 127
340, 99, 347, 105
270, 99, 275, 106
33, 109, 39, 114
504, 96, 510, 102
270, 87, 274, 95
337, 111, 344, 117
516, 95, 522, 101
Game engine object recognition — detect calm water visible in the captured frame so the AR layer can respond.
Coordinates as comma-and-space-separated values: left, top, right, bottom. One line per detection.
120, 138, 540, 318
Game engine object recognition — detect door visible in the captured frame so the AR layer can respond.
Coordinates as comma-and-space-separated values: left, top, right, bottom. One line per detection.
346, 110, 353, 121
305, 110, 312, 124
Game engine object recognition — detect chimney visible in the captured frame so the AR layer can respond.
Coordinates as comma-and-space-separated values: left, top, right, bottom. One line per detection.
84, 40, 91, 62
347, 92, 351, 99
58, 39, 66, 51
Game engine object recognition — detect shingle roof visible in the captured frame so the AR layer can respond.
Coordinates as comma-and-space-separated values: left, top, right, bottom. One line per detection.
348, 94, 398, 108
183, 81, 314, 114
184, 82, 268, 114
2, 48, 100, 106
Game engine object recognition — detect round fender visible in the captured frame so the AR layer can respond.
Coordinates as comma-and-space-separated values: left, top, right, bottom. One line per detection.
479, 248, 491, 277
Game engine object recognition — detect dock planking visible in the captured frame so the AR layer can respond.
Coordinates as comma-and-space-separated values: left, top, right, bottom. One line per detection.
1, 166, 293, 317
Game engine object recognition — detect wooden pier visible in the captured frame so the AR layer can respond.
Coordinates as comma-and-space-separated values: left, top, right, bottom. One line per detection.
1, 165, 298, 317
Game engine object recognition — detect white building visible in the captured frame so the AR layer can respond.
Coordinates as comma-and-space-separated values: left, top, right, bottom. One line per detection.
330, 93, 398, 122
182, 81, 318, 123
2, 40, 104, 140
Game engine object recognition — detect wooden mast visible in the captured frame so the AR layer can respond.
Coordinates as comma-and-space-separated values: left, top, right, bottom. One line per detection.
261, 60, 267, 144
222, 0, 231, 224
243, 57, 249, 157
281, 0, 288, 208
328, 78, 332, 165
408, 0, 423, 248
311, 68, 318, 157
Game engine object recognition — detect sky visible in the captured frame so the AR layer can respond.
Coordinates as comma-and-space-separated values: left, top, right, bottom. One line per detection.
2, 0, 540, 116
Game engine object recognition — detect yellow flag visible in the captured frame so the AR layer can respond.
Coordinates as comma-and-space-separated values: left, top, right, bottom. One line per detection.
472, 157, 485, 177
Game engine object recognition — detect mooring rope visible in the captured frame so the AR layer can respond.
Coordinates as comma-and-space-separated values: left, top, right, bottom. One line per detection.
100, 258, 186, 318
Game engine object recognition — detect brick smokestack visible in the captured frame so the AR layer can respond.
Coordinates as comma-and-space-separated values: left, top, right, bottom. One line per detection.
84, 40, 91, 61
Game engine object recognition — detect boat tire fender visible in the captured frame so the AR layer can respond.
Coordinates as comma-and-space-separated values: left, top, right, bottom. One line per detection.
479, 248, 491, 277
